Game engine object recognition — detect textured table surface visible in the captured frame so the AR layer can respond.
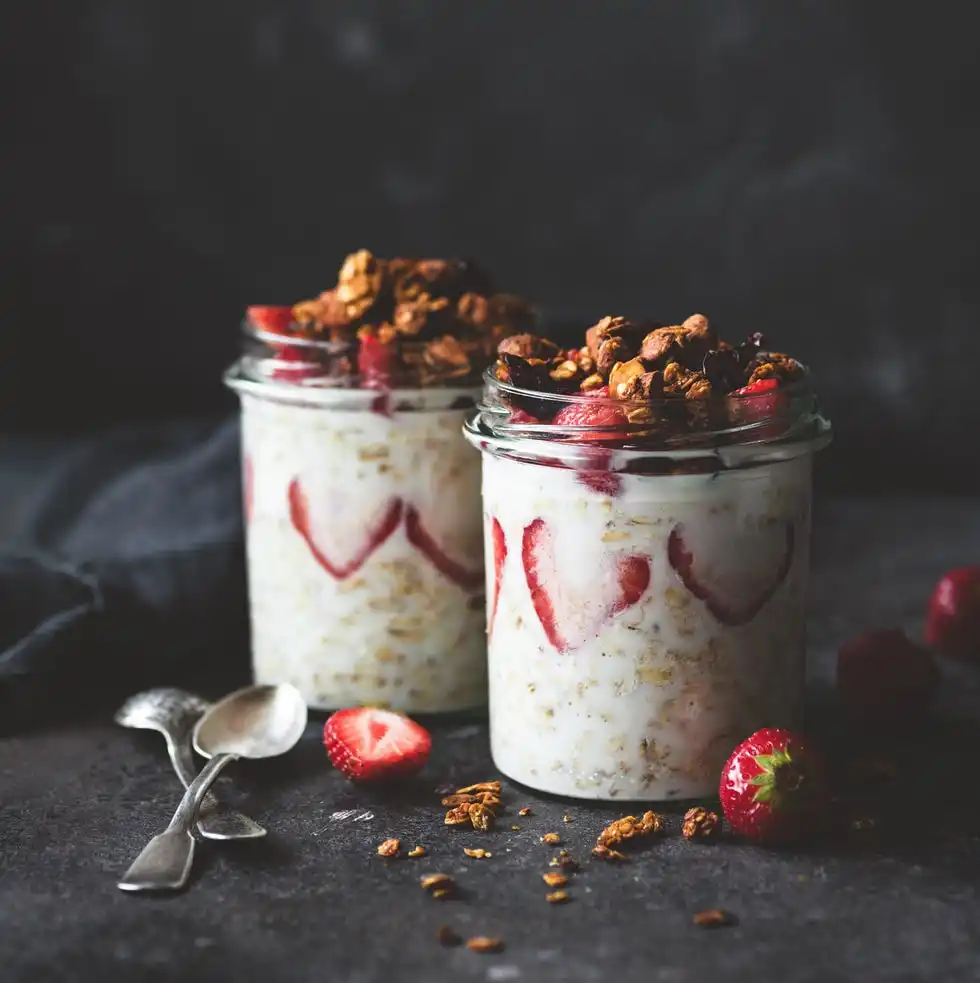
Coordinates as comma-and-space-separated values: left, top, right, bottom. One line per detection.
3, 497, 980, 983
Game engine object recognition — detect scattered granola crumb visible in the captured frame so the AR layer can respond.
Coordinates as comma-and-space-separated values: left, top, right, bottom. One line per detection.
518, 807, 533, 817
407, 846, 426, 858
850, 816, 877, 833
542, 832, 562, 845
593, 811, 663, 859
545, 890, 570, 904
682, 807, 721, 841
562, 814, 573, 824
511, 825, 521, 831
693, 908, 736, 928
436, 925, 462, 947
466, 936, 505, 954
420, 873, 455, 892
464, 848, 492, 859
377, 838, 400, 858
549, 850, 580, 871
542, 872, 568, 888
431, 888, 454, 900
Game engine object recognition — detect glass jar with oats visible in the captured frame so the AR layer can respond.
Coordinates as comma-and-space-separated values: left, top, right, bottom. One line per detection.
464, 315, 831, 799
225, 250, 534, 713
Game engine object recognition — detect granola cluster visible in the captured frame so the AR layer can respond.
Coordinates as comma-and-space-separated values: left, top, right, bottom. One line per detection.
263, 249, 533, 387
494, 313, 805, 426
442, 780, 502, 832
592, 811, 664, 860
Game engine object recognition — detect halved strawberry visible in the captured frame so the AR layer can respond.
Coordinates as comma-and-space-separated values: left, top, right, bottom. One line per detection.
668, 520, 794, 626
488, 518, 507, 637
358, 332, 395, 388
323, 707, 432, 782
730, 378, 787, 437
522, 517, 650, 652
246, 305, 294, 336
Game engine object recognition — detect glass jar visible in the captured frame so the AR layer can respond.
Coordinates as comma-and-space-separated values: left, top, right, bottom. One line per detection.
225, 323, 487, 713
463, 372, 831, 800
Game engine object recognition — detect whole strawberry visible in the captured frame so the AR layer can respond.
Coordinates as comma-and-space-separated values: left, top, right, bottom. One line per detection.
925, 566, 980, 663
719, 728, 828, 844
837, 629, 938, 726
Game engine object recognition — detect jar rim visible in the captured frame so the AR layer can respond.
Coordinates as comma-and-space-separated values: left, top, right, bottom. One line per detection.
472, 365, 831, 455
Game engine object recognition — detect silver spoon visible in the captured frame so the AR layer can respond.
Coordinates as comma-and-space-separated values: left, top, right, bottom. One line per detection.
114, 687, 265, 840
118, 683, 307, 893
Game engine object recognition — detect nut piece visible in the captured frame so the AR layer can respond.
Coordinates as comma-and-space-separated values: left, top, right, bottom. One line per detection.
444, 804, 472, 826
549, 850, 579, 871
518, 807, 533, 817
463, 848, 492, 859
593, 811, 663, 860
545, 890, 570, 904
562, 815, 573, 824
442, 780, 501, 832
420, 873, 455, 892
542, 872, 569, 888
377, 838, 400, 858
469, 803, 494, 832
436, 925, 462, 947
693, 908, 735, 928
454, 781, 501, 795
682, 807, 721, 841
466, 936, 505, 954
337, 249, 385, 320
541, 832, 561, 845
407, 846, 426, 858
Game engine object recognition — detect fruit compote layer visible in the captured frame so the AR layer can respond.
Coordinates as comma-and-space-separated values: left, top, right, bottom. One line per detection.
242, 386, 485, 712
480, 445, 813, 800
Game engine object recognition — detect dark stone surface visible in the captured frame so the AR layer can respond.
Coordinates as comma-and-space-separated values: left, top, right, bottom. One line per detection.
3, 497, 980, 982
3, 2, 980, 492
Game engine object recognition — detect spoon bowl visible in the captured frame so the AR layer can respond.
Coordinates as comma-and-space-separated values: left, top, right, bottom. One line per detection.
194, 684, 309, 760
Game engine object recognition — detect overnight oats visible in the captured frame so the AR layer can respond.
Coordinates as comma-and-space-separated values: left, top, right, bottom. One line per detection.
464, 315, 831, 799
226, 250, 534, 712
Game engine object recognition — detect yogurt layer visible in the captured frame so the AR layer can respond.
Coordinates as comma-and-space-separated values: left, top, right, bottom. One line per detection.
482, 451, 813, 800
242, 391, 485, 712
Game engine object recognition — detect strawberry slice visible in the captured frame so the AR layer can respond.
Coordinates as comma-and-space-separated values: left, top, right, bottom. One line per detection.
668, 520, 794, 626
358, 333, 395, 388
323, 707, 432, 782
288, 478, 403, 580
404, 505, 484, 592
488, 518, 507, 637
246, 305, 294, 335
731, 377, 787, 437
552, 394, 627, 442
522, 517, 650, 653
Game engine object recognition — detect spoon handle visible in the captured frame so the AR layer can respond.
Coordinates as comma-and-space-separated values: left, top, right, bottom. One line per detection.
165, 734, 266, 841
117, 753, 237, 893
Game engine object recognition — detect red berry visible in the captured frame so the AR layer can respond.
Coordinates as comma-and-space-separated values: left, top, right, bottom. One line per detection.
358, 333, 394, 387
730, 378, 785, 437
323, 707, 432, 782
488, 518, 507, 636
552, 395, 627, 441
719, 728, 828, 844
925, 566, 980, 662
509, 408, 540, 424
246, 305, 293, 335
733, 378, 779, 396
837, 629, 938, 725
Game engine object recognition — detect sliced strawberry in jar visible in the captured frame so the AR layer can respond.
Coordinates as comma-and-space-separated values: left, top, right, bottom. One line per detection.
404, 504, 484, 593
552, 396, 627, 442
323, 707, 432, 782
668, 519, 794, 626
358, 333, 395, 388
488, 518, 507, 637
522, 517, 650, 653
246, 305, 294, 335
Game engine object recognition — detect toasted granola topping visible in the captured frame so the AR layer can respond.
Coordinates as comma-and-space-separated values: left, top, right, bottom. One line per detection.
518, 807, 533, 817
442, 780, 502, 832
407, 846, 426, 858
682, 807, 721, 841
593, 811, 663, 860
377, 838, 400, 858
463, 848, 492, 859
466, 936, 505, 954
693, 908, 735, 928
542, 872, 569, 888
545, 890, 570, 904
436, 925, 462, 947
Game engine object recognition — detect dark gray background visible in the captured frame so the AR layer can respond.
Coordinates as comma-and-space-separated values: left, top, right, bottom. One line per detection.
2, 1, 978, 491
